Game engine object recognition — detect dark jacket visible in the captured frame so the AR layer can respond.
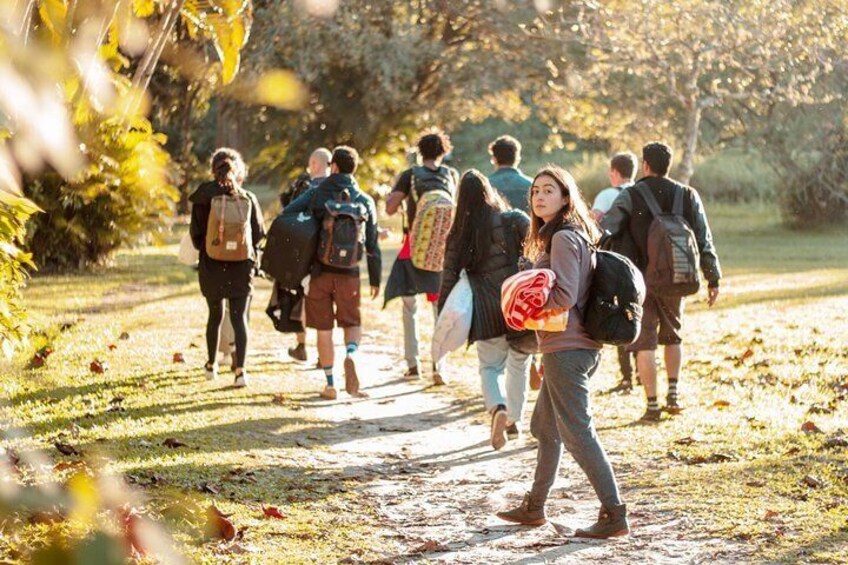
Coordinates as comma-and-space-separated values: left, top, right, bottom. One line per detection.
601, 176, 721, 287
439, 209, 530, 344
189, 181, 265, 300
488, 167, 532, 213
282, 173, 382, 288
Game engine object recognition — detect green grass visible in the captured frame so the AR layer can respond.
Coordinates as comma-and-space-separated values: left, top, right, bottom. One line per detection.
2, 203, 847, 563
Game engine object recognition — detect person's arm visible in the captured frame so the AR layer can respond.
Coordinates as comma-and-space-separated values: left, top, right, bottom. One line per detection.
189, 194, 208, 251
362, 195, 382, 293
689, 189, 722, 288
599, 188, 633, 237
250, 193, 265, 250
281, 187, 315, 216
385, 170, 412, 216
437, 230, 465, 312
544, 231, 583, 311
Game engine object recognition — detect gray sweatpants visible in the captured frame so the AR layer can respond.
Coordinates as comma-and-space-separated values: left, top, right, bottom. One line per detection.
530, 349, 623, 509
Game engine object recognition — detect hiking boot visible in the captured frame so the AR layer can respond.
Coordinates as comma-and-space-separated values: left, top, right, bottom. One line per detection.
344, 357, 360, 396
529, 362, 543, 391
403, 366, 419, 379
607, 379, 633, 394
319, 385, 337, 400
665, 396, 683, 415
432, 372, 446, 386
574, 504, 630, 538
491, 405, 508, 450
233, 371, 248, 388
496, 492, 547, 526
639, 408, 662, 423
288, 343, 307, 362
506, 423, 520, 439
204, 362, 218, 381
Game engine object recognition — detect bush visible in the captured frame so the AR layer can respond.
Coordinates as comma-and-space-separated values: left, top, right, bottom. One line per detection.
25, 117, 177, 271
780, 125, 848, 227
569, 153, 613, 204
0, 190, 39, 356
690, 150, 779, 202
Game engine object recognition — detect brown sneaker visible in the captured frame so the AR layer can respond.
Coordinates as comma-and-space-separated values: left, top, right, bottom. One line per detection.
432, 372, 446, 386
530, 362, 543, 391
496, 492, 547, 526
344, 357, 360, 396
491, 406, 508, 451
574, 504, 630, 538
319, 385, 337, 400
288, 343, 307, 362
403, 366, 419, 379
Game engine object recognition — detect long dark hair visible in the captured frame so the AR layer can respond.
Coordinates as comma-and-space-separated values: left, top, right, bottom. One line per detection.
211, 148, 246, 195
525, 165, 599, 259
447, 169, 508, 271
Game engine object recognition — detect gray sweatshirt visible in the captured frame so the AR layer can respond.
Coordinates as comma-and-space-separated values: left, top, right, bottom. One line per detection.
533, 229, 602, 353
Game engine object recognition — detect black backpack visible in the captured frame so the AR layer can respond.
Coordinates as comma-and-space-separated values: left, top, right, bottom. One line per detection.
261, 196, 320, 289
566, 227, 646, 345
316, 190, 367, 268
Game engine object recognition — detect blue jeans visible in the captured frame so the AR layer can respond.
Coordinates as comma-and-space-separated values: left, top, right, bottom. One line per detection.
476, 336, 531, 425
530, 349, 623, 509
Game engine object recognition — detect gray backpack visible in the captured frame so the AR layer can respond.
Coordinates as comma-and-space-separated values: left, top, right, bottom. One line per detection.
637, 184, 700, 296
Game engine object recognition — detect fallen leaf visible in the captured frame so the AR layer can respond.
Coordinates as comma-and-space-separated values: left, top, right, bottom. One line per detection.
801, 474, 826, 488
53, 460, 86, 472
163, 438, 187, 449
199, 482, 221, 494
784, 446, 801, 456
108, 344, 117, 351
262, 506, 286, 520
89, 359, 107, 374
119, 332, 130, 340
54, 442, 81, 456
206, 505, 237, 541
764, 510, 781, 521
713, 400, 731, 408
189, 342, 199, 349
673, 436, 700, 446
412, 539, 449, 553
173, 352, 185, 364
801, 421, 823, 434
29, 353, 46, 369
271, 394, 287, 405
746, 480, 766, 487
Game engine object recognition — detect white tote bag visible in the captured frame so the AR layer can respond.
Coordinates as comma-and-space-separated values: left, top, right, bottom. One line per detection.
178, 232, 199, 266
431, 270, 472, 366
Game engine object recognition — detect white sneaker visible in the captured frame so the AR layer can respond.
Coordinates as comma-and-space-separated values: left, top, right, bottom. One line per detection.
204, 363, 218, 381
233, 371, 248, 388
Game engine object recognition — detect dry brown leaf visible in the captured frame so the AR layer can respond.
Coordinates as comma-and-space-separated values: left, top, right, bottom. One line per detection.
206, 505, 237, 541
163, 438, 188, 449
262, 506, 286, 520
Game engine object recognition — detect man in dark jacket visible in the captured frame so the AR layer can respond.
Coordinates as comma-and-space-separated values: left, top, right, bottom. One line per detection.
283, 146, 381, 400
602, 142, 721, 422
284, 147, 332, 364
487, 135, 532, 213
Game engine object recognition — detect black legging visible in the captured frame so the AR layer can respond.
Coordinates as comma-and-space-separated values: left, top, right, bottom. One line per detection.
206, 296, 249, 369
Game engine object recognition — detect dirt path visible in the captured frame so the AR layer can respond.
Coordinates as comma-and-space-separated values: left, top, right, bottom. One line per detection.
282, 340, 749, 564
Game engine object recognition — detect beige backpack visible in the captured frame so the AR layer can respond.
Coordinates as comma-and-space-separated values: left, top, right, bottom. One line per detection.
205, 192, 253, 261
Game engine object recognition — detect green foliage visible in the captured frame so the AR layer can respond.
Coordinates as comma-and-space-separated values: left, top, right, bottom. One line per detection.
0, 189, 40, 356
690, 150, 779, 203
24, 116, 177, 270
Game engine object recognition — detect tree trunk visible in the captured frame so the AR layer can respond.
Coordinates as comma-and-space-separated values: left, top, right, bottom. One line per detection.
128, 0, 185, 116
677, 100, 701, 184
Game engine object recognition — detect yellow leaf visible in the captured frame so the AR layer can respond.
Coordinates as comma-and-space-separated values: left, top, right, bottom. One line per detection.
132, 0, 156, 18
67, 472, 100, 528
37, 0, 68, 43
256, 70, 308, 110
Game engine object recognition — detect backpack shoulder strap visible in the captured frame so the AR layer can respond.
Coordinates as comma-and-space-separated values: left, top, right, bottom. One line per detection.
671, 185, 685, 216
636, 182, 664, 218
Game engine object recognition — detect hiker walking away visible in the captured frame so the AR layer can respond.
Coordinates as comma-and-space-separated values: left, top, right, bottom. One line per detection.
439, 170, 532, 450
592, 152, 639, 393
282, 146, 381, 400
282, 147, 332, 364
601, 142, 721, 421
487, 135, 533, 213
497, 166, 629, 538
384, 129, 459, 385
189, 148, 265, 387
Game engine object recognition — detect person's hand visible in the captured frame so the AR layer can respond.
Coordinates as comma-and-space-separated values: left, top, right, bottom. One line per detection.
370, 286, 380, 300
378, 227, 390, 241
708, 286, 719, 307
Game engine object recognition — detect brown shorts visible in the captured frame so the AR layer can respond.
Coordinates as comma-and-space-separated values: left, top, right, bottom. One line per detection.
305, 272, 361, 330
628, 292, 683, 352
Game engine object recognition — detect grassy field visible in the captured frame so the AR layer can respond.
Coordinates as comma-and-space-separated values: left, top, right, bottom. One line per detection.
1, 202, 847, 563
